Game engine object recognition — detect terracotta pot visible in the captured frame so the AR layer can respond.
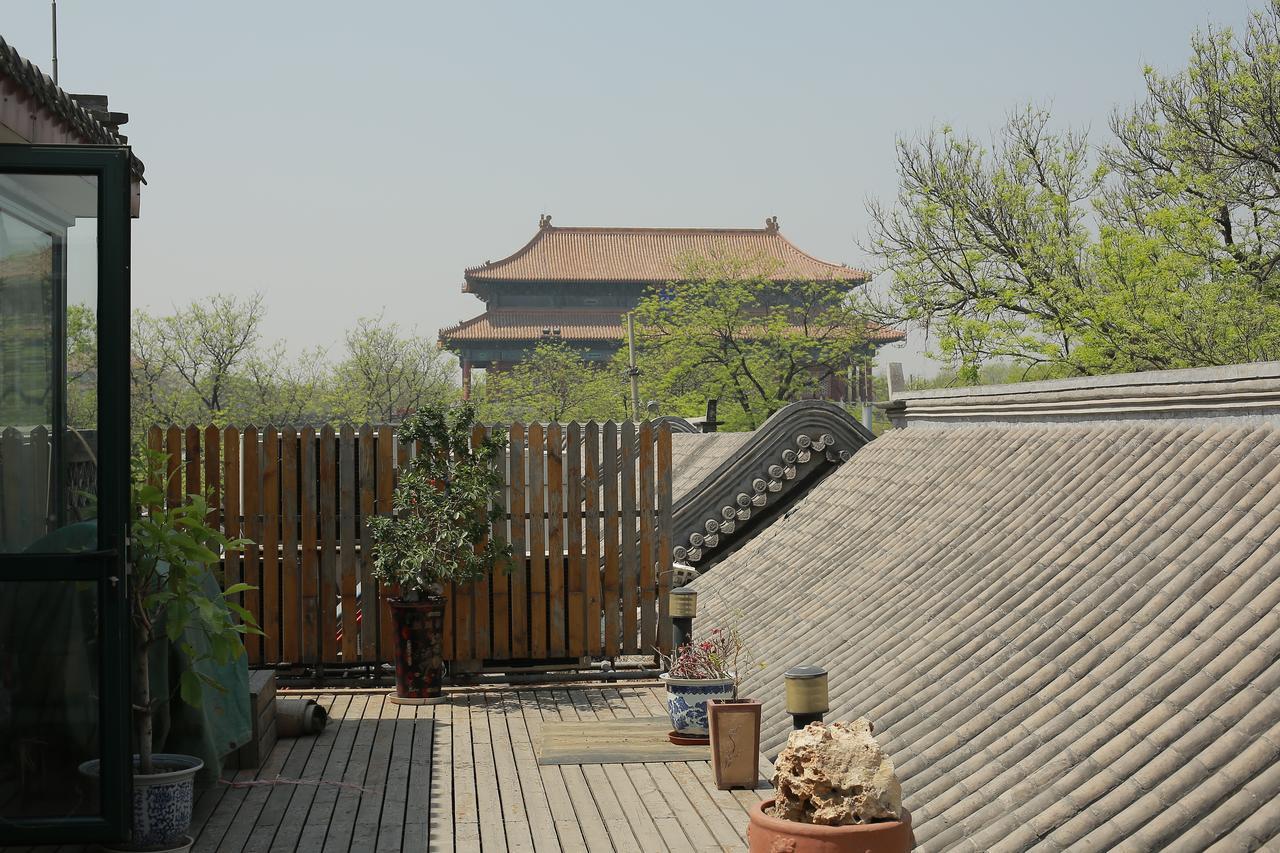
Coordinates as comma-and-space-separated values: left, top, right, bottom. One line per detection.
388, 596, 447, 704
747, 800, 913, 853
708, 698, 762, 789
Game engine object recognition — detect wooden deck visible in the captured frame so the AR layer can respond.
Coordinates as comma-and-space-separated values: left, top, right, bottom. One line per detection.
192, 684, 767, 852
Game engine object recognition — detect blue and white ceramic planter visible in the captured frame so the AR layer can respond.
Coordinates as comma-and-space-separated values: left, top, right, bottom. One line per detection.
80, 753, 203, 850
659, 673, 736, 737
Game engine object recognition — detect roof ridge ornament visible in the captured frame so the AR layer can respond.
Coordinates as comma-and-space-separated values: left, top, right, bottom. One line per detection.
765, 216, 779, 232
539, 213, 553, 230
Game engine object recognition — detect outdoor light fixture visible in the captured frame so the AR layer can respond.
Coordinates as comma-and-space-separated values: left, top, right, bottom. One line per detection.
670, 586, 697, 649
784, 664, 829, 729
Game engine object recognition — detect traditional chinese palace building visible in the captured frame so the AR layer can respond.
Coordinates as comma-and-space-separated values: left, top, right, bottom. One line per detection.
439, 215, 904, 398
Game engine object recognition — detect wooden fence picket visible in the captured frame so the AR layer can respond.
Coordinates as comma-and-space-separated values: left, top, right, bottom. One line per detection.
300, 427, 319, 664
546, 422, 565, 658
619, 420, 638, 655
222, 428, 242, 623
565, 422, 584, 658
241, 427, 262, 664
280, 427, 301, 663
338, 425, 358, 662
527, 422, 547, 659
638, 420, 656, 656
508, 424, 528, 659
318, 425, 338, 662
490, 431, 512, 660
656, 424, 674, 654
358, 425, 378, 659
375, 425, 395, 662
260, 427, 281, 663
601, 421, 621, 658
583, 422, 602, 657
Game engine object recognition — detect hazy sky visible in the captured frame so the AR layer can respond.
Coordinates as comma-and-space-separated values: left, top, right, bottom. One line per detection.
2, 0, 1259, 377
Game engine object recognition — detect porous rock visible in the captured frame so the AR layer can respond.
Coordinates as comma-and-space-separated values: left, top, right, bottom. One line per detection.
771, 719, 902, 825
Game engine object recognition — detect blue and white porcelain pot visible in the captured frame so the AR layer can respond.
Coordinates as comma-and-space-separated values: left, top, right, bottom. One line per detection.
80, 753, 203, 850
659, 673, 736, 737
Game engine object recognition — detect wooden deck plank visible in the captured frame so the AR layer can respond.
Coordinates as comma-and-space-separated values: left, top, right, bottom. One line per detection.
557, 688, 643, 852
397, 703, 431, 853
428, 694, 454, 853
580, 688, 671, 851
503, 691, 571, 853
320, 693, 386, 853
467, 693, 509, 852
513, 691, 587, 852
240, 694, 339, 853
350, 694, 401, 853
268, 694, 353, 852
480, 692, 534, 845
532, 690, 614, 852
293, 694, 370, 852
450, 691, 480, 843
193, 710, 304, 853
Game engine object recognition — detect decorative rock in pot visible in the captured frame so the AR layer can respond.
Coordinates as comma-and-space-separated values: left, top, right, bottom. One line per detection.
747, 719, 913, 853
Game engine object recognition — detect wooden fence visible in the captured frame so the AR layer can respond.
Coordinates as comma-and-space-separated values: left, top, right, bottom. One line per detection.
146, 420, 674, 670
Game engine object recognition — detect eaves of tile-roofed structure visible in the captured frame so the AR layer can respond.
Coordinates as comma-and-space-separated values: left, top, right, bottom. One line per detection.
0, 34, 144, 215
439, 215, 904, 397
691, 360, 1280, 851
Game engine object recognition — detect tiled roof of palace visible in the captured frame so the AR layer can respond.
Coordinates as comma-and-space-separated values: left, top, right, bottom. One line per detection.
439, 310, 629, 343
463, 218, 870, 287
439, 309, 905, 345
0, 35, 144, 177
692, 361, 1280, 851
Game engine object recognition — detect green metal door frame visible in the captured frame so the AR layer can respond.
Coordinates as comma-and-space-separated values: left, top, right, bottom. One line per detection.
0, 145, 132, 844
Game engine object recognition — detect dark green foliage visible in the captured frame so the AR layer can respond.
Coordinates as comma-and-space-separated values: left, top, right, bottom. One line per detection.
367, 401, 511, 597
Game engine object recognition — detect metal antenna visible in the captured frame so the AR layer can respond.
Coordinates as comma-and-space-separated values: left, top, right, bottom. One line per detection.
51, 0, 59, 84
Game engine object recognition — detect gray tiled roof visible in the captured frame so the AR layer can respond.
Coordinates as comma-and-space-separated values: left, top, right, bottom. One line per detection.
692, 367, 1280, 851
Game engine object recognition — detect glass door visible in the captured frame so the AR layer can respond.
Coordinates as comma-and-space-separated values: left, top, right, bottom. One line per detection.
0, 147, 131, 844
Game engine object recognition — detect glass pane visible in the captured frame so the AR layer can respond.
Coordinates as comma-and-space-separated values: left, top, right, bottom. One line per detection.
0, 174, 99, 552
0, 580, 102, 820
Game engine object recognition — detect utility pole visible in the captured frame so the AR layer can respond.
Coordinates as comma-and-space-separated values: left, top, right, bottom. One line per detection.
627, 311, 641, 421
51, 1, 59, 85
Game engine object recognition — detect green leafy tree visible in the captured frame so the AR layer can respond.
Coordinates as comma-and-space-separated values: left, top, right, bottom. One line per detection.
325, 314, 457, 423
130, 450, 261, 774
476, 342, 625, 423
866, 6, 1280, 381
632, 251, 870, 430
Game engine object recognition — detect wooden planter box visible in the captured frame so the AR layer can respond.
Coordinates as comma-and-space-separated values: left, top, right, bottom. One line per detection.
708, 698, 762, 789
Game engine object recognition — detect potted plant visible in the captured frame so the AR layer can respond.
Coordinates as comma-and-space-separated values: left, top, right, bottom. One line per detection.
658, 626, 742, 745
81, 450, 261, 852
747, 719, 912, 853
367, 401, 509, 704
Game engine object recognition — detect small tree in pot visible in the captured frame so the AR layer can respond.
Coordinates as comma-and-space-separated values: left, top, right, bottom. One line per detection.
83, 450, 262, 852
368, 401, 509, 704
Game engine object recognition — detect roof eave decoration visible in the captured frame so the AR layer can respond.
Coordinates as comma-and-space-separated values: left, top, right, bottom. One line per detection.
670, 400, 874, 570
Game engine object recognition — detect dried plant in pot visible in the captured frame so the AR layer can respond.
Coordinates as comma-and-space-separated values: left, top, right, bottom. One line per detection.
658, 626, 743, 745
748, 719, 913, 853
81, 450, 262, 852
367, 402, 509, 705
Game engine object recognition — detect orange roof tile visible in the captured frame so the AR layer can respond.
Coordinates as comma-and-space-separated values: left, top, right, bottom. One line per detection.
464, 217, 870, 289
439, 309, 905, 345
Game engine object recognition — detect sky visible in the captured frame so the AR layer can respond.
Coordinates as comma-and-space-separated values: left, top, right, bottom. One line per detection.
2, 0, 1261, 378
